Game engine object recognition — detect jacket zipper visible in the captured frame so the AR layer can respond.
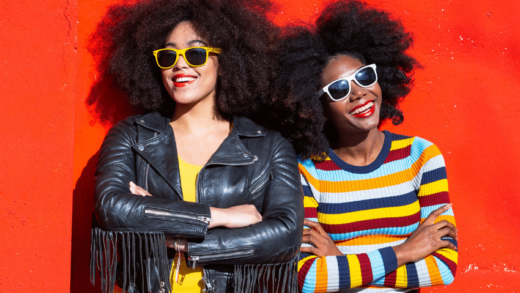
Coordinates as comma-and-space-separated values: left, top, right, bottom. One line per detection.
189, 249, 255, 268
144, 209, 212, 224
251, 175, 270, 195
144, 132, 157, 191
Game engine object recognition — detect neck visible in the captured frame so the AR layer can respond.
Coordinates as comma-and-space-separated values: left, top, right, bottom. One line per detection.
331, 128, 385, 166
170, 92, 228, 134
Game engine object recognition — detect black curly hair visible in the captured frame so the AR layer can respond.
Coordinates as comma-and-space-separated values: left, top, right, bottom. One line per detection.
272, 0, 419, 160
88, 0, 279, 120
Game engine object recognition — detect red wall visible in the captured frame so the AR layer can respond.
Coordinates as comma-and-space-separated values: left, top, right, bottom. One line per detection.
1, 0, 519, 292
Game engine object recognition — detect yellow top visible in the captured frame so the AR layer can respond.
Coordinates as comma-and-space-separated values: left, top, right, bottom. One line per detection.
169, 155, 204, 292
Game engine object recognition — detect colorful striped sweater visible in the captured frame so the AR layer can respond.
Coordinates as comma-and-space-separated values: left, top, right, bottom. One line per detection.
297, 131, 457, 293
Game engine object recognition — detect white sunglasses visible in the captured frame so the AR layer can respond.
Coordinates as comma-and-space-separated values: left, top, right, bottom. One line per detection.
318, 64, 378, 102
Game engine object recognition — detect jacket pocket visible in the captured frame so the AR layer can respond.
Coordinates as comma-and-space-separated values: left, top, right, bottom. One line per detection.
249, 169, 272, 199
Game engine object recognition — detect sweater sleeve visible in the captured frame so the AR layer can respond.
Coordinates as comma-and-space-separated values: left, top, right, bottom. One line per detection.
297, 168, 399, 293
369, 143, 457, 288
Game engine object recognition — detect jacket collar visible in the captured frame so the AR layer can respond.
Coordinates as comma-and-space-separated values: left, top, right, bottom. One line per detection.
134, 112, 267, 138
132, 112, 267, 201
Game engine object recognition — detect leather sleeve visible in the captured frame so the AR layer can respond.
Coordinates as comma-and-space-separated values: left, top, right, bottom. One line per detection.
94, 119, 211, 238
186, 134, 304, 265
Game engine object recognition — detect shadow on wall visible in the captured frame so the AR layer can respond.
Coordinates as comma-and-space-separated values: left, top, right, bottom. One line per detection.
70, 13, 137, 292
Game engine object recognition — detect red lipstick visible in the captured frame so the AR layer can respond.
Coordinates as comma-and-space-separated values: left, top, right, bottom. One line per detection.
350, 100, 376, 118
172, 74, 197, 87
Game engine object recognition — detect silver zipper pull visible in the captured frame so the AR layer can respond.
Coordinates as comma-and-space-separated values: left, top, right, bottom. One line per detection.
201, 276, 213, 292
197, 216, 213, 224
190, 256, 199, 269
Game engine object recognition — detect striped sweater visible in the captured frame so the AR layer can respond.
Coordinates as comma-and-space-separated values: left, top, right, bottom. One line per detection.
298, 131, 457, 293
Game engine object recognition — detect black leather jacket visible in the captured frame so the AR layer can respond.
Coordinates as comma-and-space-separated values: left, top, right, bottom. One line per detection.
90, 112, 304, 293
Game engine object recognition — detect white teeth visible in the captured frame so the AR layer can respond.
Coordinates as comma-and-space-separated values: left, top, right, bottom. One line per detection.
174, 77, 196, 83
351, 102, 374, 115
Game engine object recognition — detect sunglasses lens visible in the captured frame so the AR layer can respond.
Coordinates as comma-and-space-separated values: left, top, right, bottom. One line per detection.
355, 67, 377, 86
157, 50, 177, 68
328, 80, 350, 101
185, 48, 207, 66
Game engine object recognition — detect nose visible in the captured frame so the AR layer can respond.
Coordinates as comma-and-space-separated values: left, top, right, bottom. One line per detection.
349, 80, 368, 101
173, 53, 190, 70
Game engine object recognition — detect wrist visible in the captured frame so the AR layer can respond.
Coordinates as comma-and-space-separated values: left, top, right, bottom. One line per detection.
209, 207, 226, 228
392, 244, 409, 267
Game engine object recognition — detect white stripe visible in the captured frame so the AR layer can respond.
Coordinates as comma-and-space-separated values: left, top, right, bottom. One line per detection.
319, 180, 416, 204
415, 259, 432, 287
326, 256, 340, 291
338, 239, 405, 254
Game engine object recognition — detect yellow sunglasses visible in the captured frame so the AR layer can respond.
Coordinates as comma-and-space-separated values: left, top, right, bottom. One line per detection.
152, 47, 222, 69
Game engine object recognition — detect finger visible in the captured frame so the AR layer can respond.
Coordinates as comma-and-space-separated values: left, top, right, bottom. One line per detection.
302, 231, 325, 246
441, 240, 458, 251
432, 220, 456, 232
300, 246, 316, 255
436, 227, 457, 240
304, 219, 327, 236
303, 229, 312, 236
424, 204, 452, 225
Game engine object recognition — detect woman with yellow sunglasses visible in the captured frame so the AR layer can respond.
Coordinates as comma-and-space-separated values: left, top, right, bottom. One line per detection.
90, 0, 303, 293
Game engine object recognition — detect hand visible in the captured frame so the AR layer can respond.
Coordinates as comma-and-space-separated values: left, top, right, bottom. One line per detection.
300, 219, 343, 257
129, 181, 153, 196
166, 236, 188, 252
209, 205, 262, 229
393, 204, 457, 266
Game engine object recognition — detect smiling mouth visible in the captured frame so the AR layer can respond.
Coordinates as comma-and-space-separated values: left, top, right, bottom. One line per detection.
350, 100, 375, 118
173, 75, 197, 87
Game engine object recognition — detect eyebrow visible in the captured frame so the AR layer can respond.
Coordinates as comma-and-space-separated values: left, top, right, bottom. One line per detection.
164, 39, 208, 47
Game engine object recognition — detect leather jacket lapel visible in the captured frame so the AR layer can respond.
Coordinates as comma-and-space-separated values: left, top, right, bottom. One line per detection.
133, 113, 183, 200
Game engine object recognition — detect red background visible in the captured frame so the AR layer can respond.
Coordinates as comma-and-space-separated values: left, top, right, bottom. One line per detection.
1, 0, 519, 292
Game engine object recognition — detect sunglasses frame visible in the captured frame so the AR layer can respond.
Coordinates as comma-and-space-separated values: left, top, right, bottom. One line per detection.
153, 46, 222, 69
318, 64, 378, 102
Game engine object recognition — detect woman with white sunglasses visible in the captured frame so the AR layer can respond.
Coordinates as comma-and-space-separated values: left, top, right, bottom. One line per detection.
272, 1, 458, 292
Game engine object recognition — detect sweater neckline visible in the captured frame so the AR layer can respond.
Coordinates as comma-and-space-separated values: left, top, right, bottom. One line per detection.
327, 130, 392, 174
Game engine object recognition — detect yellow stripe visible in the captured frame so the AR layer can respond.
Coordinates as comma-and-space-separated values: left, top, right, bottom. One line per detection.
315, 257, 329, 291
298, 255, 317, 271
390, 137, 415, 151
418, 179, 449, 197
395, 265, 408, 288
346, 255, 362, 288
336, 235, 406, 246
436, 248, 458, 264
304, 195, 319, 208
318, 201, 420, 225
420, 215, 456, 225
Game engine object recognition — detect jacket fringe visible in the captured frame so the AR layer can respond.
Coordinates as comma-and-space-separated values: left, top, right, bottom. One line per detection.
233, 254, 299, 293
90, 224, 171, 293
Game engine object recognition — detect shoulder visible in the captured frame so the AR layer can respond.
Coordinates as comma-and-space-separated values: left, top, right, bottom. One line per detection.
388, 132, 445, 168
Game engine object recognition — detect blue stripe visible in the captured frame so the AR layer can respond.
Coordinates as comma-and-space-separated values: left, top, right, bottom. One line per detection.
406, 262, 419, 287
421, 167, 447, 185
302, 185, 313, 197
379, 247, 398, 274
318, 191, 418, 214
434, 256, 455, 285
302, 259, 317, 293
329, 223, 419, 241
420, 205, 454, 219
337, 255, 351, 289
441, 237, 458, 251
300, 252, 313, 259
366, 249, 386, 282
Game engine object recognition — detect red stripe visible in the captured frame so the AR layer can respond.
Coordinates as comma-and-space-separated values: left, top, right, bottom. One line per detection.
383, 145, 411, 164
384, 270, 397, 287
298, 257, 317, 291
305, 207, 318, 218
358, 253, 373, 284
315, 160, 342, 171
433, 252, 457, 277
419, 192, 450, 207
321, 212, 421, 234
